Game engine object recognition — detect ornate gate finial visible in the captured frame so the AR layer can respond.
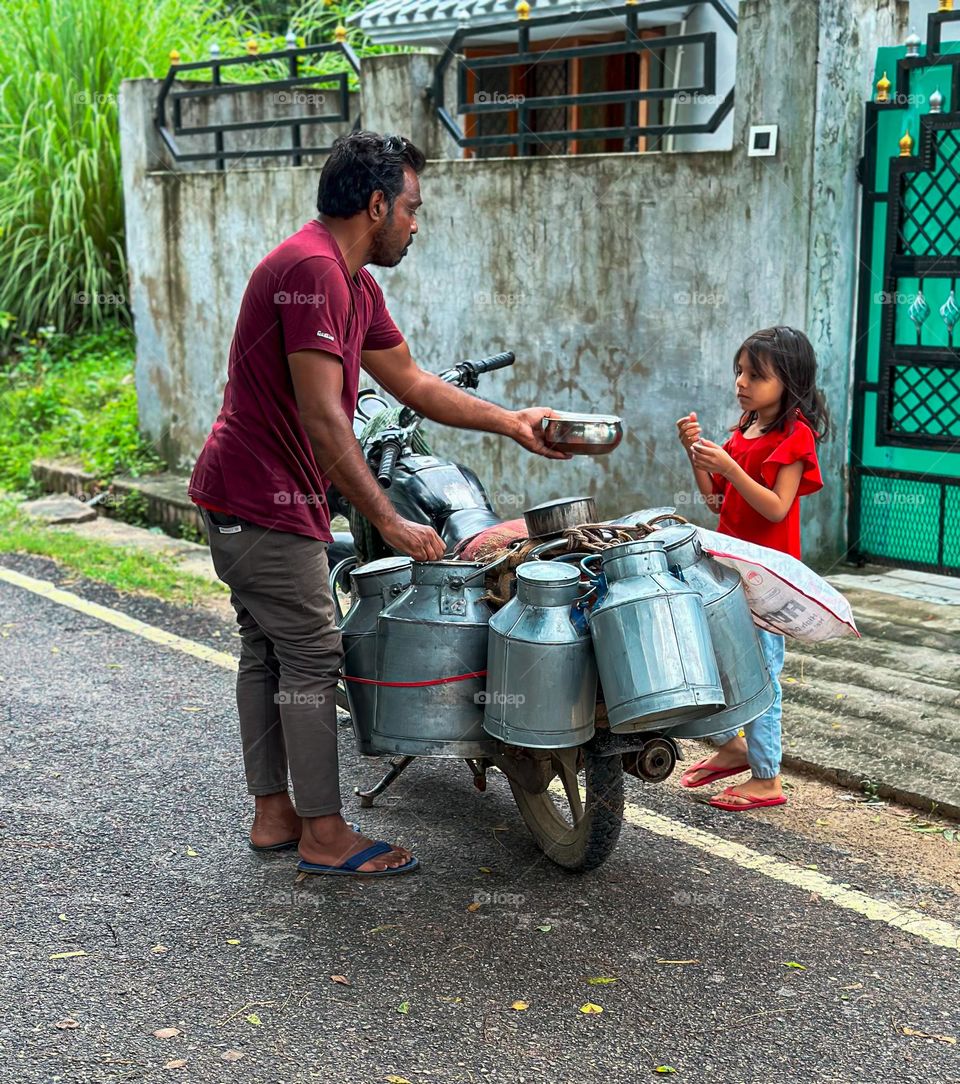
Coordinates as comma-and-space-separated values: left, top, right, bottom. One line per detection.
876, 71, 891, 103
899, 129, 914, 156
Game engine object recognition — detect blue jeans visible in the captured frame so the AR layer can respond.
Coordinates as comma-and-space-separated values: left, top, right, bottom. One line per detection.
709, 629, 785, 779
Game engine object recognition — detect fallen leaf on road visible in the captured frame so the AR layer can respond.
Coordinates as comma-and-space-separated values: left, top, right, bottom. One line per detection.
466, 902, 481, 912
181, 706, 201, 712
841, 983, 863, 991
186, 848, 200, 857
656, 960, 698, 966
783, 962, 806, 970
225, 939, 241, 946
221, 1050, 244, 1062
57, 913, 67, 921
438, 997, 462, 1003
164, 1060, 188, 1070
331, 975, 351, 986
479, 867, 492, 874
579, 1003, 603, 1014
152, 944, 169, 954
536, 924, 552, 933
153, 1028, 181, 1039
245, 1014, 262, 1026
385, 1076, 412, 1083
54, 1018, 79, 1030
49, 950, 88, 960
397, 1001, 410, 1015
511, 1001, 529, 1011
654, 1068, 677, 1075
900, 1026, 956, 1045
586, 977, 618, 984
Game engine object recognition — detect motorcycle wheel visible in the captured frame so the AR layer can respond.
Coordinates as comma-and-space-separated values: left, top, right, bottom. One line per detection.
508, 747, 624, 872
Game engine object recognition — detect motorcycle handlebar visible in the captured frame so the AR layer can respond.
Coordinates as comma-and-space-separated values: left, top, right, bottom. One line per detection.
469, 351, 515, 375
377, 439, 402, 488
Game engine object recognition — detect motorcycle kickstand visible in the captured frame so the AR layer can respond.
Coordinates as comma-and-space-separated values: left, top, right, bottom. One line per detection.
354, 755, 416, 808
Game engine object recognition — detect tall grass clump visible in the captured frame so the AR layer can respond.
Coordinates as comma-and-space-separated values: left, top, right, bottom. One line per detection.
0, 0, 251, 334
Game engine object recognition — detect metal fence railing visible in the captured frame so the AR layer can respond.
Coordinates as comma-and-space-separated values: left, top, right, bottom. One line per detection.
433, 0, 736, 156
155, 40, 360, 170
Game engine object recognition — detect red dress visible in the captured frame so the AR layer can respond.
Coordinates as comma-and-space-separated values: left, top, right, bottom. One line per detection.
711, 416, 823, 559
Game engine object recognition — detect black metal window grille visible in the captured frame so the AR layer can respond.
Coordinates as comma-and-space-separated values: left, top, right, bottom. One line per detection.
155, 42, 360, 170
433, 0, 736, 156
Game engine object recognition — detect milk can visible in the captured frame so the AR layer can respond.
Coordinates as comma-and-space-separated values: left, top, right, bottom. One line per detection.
338, 556, 413, 755
483, 562, 597, 748
372, 560, 496, 757
587, 538, 725, 731
655, 525, 775, 739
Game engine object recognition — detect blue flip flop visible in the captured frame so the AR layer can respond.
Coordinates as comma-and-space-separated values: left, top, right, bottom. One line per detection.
297, 840, 419, 878
249, 821, 361, 853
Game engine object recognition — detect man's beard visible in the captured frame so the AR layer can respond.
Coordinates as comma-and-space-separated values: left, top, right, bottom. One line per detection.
369, 226, 411, 268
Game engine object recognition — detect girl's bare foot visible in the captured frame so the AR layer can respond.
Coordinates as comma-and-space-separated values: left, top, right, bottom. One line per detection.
714, 774, 784, 806
681, 736, 750, 786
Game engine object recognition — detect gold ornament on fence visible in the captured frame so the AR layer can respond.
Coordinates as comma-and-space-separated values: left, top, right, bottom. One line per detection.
246, 38, 259, 55
169, 49, 181, 64
516, 0, 531, 20
334, 24, 348, 42
875, 71, 891, 103
899, 129, 914, 157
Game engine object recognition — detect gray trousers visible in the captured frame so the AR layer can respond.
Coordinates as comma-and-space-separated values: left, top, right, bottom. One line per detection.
203, 510, 344, 817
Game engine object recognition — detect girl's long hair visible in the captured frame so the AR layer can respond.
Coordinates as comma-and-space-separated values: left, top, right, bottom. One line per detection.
734, 326, 831, 442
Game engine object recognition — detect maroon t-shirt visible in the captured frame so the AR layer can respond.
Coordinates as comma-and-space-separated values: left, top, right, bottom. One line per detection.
188, 220, 404, 541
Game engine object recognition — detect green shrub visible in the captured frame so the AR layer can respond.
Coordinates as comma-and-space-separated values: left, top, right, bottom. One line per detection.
0, 323, 164, 491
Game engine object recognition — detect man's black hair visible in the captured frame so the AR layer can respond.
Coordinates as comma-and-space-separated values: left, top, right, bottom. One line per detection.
317, 131, 426, 218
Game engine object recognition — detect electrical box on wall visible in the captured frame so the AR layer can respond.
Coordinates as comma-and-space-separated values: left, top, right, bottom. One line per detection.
747, 125, 779, 157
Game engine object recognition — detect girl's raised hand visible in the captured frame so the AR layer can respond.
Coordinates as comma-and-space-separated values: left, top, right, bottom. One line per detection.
676, 411, 702, 453
691, 438, 737, 479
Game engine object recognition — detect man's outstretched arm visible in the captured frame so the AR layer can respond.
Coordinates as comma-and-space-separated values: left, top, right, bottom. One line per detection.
361, 341, 570, 461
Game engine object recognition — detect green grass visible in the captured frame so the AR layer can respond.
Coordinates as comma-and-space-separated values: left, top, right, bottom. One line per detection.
0, 498, 225, 604
0, 323, 164, 492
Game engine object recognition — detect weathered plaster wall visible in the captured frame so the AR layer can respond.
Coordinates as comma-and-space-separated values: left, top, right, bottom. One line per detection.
120, 0, 907, 567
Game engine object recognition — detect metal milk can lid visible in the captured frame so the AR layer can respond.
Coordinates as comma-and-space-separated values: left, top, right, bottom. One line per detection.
600, 538, 669, 578
654, 524, 702, 569
516, 561, 581, 605
350, 555, 413, 597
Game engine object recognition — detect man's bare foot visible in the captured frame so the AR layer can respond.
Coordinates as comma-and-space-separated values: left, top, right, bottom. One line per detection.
681, 736, 750, 786
250, 791, 302, 849
714, 774, 784, 806
299, 814, 412, 873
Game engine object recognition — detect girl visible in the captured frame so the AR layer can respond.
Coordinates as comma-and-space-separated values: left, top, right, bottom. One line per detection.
675, 325, 829, 811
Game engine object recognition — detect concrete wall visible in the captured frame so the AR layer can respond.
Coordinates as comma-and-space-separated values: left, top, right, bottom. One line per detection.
120, 0, 907, 567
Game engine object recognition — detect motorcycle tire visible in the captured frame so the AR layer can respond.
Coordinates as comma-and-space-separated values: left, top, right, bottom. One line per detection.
508, 746, 624, 872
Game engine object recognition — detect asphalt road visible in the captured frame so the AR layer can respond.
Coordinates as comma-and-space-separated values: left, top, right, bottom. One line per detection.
1, 559, 958, 1084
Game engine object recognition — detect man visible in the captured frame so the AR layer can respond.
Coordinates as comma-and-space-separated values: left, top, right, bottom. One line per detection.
189, 131, 565, 877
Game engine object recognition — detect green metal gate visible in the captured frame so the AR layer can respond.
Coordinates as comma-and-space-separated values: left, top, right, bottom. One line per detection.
851, 7, 960, 574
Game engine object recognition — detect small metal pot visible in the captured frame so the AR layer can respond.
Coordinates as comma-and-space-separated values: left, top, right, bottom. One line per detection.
524, 496, 598, 538
542, 412, 624, 455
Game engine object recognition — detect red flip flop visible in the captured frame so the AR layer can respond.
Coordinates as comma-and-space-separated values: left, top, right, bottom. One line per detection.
708, 786, 787, 811
680, 759, 750, 789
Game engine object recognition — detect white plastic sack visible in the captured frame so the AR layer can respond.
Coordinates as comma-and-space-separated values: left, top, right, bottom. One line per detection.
693, 527, 859, 642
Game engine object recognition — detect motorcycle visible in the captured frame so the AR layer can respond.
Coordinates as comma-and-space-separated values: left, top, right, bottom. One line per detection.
327, 352, 680, 873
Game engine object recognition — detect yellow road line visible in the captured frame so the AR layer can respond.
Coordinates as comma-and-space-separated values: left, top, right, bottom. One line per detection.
0, 566, 237, 672
4, 564, 958, 952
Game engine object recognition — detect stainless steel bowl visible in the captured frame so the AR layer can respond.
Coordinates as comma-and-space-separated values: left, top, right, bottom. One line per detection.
523, 496, 598, 538
542, 412, 623, 455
